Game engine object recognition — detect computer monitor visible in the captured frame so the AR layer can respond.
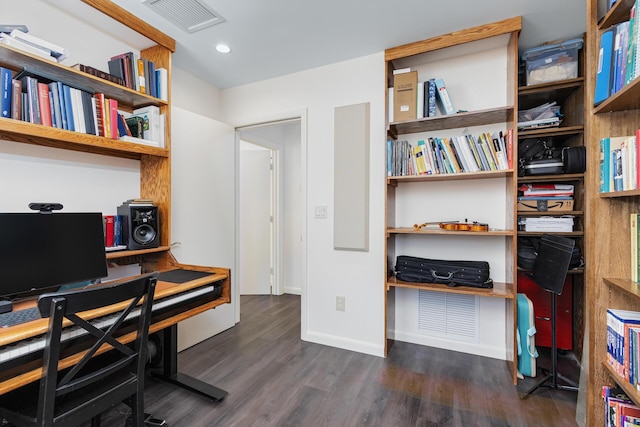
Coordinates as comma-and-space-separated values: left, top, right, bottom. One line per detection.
0, 212, 108, 300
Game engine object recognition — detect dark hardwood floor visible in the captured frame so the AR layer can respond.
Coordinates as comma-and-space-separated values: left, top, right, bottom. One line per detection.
98, 294, 579, 426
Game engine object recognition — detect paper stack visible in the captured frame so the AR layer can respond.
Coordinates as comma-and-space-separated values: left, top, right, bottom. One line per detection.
0, 29, 67, 63
518, 216, 574, 232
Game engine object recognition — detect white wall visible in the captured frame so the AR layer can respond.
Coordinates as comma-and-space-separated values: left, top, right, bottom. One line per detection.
221, 54, 387, 356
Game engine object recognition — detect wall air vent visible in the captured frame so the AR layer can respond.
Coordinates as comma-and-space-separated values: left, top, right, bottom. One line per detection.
142, 0, 225, 33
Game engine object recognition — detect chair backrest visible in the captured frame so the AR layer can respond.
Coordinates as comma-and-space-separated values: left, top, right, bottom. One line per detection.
35, 273, 157, 425
530, 234, 575, 295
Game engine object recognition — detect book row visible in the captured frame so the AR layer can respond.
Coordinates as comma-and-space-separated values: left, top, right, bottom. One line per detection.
607, 308, 640, 393
103, 215, 124, 249
386, 130, 513, 177
595, 0, 640, 105
108, 51, 168, 101
599, 132, 640, 193
603, 385, 640, 427
0, 66, 164, 147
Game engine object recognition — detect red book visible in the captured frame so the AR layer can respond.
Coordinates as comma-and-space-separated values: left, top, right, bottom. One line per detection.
103, 215, 115, 247
92, 93, 106, 137
37, 82, 52, 127
108, 98, 118, 139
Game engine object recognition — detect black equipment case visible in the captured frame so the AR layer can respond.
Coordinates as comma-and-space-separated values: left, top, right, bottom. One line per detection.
522, 158, 563, 175
394, 255, 493, 288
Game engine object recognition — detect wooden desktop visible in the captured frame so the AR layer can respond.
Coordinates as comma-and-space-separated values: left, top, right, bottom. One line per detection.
0, 262, 231, 401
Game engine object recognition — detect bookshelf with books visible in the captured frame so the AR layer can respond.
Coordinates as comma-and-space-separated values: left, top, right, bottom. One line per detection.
516, 42, 586, 359
0, 0, 230, 302
384, 17, 521, 383
587, 0, 640, 425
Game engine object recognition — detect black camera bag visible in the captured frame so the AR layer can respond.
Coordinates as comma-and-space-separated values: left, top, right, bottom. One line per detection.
394, 255, 493, 288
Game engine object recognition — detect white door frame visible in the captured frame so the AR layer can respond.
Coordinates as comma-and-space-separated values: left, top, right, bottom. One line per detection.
233, 110, 308, 335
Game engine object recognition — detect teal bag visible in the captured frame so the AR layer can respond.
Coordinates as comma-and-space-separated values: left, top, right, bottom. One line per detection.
517, 293, 538, 377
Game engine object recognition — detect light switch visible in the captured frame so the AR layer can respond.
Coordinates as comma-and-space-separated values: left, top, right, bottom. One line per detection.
314, 205, 327, 219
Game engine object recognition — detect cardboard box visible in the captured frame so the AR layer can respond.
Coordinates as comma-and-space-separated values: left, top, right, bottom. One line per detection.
517, 199, 574, 212
393, 70, 417, 121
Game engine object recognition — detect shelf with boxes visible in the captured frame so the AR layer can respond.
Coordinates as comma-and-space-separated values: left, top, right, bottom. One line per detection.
515, 36, 586, 368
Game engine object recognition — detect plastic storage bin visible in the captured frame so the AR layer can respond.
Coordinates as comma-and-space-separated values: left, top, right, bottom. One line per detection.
522, 38, 583, 86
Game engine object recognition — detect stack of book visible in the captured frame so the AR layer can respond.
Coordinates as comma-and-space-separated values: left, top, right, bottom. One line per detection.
387, 129, 512, 177
607, 309, 640, 392
602, 385, 640, 426
0, 29, 67, 63
600, 134, 640, 192
108, 51, 168, 100
103, 214, 126, 251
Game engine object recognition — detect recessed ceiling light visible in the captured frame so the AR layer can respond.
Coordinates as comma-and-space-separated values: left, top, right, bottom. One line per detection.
216, 44, 231, 54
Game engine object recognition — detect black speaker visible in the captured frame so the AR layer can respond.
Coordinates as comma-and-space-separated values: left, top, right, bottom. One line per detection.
117, 204, 159, 250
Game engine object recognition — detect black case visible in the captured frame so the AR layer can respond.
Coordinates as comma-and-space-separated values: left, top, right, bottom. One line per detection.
394, 255, 493, 288
523, 158, 563, 175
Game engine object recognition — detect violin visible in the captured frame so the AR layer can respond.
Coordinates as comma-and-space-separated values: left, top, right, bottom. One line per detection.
413, 220, 489, 232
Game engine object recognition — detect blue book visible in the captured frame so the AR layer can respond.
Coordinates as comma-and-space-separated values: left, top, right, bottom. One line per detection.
48, 83, 62, 129
62, 84, 75, 131
114, 215, 122, 246
55, 82, 68, 130
600, 137, 611, 192
434, 78, 455, 115
427, 78, 436, 117
147, 60, 156, 98
0, 67, 11, 118
595, 27, 615, 105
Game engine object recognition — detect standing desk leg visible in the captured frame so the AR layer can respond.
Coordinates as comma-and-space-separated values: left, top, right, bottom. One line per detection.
151, 324, 228, 401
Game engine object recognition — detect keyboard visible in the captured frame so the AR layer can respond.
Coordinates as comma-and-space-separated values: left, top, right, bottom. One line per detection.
0, 307, 41, 328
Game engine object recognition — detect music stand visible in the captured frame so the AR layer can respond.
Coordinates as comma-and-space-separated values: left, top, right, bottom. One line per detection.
522, 234, 577, 397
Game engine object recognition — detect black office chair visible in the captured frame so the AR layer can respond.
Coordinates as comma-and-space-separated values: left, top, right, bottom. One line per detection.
521, 234, 577, 397
0, 273, 157, 426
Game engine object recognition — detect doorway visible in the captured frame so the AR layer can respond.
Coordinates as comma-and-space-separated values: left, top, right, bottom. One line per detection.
236, 119, 303, 297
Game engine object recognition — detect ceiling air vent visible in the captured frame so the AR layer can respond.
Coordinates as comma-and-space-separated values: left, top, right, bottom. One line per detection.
142, 0, 225, 33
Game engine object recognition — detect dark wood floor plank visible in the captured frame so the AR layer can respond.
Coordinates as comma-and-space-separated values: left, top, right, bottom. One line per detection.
88, 294, 579, 426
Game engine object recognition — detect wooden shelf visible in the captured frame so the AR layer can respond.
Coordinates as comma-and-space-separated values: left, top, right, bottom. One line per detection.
517, 125, 584, 139
389, 106, 514, 135
602, 361, 640, 406
387, 276, 514, 299
518, 78, 585, 110
516, 210, 584, 217
600, 188, 640, 198
387, 169, 512, 185
0, 118, 168, 160
598, 0, 636, 30
517, 231, 584, 237
594, 76, 640, 114
604, 277, 640, 300
517, 173, 584, 183
387, 227, 513, 236
106, 246, 171, 260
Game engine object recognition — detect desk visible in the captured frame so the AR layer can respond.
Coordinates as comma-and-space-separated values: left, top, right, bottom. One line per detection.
0, 262, 231, 401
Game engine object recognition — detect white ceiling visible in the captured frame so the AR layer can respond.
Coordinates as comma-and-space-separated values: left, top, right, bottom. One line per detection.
109, 0, 586, 89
